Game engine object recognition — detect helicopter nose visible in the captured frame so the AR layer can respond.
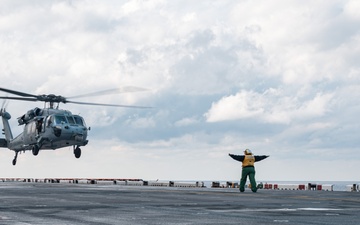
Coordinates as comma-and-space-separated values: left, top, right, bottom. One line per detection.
70, 126, 87, 141
74, 134, 84, 142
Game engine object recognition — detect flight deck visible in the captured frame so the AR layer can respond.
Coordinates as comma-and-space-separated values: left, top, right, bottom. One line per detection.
0, 182, 359, 224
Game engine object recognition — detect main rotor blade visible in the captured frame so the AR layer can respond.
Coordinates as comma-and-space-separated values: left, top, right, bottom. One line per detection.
0, 87, 38, 98
0, 96, 38, 102
67, 86, 148, 99
66, 100, 152, 108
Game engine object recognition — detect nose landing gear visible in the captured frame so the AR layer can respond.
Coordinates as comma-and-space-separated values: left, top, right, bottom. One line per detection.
32, 145, 40, 156
73, 146, 81, 159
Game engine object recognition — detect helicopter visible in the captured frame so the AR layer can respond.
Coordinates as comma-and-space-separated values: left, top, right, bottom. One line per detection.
0, 87, 149, 166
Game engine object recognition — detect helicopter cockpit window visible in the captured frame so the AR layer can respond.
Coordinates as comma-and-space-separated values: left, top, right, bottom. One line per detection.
73, 115, 85, 126
54, 115, 67, 125
67, 116, 75, 125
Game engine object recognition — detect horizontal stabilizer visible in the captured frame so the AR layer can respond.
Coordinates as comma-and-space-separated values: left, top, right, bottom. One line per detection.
0, 138, 7, 148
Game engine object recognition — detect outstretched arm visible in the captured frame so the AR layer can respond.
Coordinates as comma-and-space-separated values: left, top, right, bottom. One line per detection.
229, 154, 245, 162
254, 155, 269, 162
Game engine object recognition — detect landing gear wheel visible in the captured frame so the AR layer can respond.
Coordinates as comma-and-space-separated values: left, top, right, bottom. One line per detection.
74, 147, 81, 159
12, 159, 16, 166
32, 145, 40, 156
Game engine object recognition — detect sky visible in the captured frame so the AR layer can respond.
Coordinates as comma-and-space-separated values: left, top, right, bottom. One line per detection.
0, 0, 360, 182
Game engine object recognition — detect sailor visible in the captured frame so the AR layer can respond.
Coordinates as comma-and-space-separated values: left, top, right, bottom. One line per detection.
229, 149, 269, 192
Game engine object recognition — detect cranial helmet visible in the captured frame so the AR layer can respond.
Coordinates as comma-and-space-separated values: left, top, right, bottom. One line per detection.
244, 149, 252, 155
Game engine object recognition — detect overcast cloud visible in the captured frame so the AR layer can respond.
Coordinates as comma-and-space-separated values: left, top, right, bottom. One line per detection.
0, 0, 359, 182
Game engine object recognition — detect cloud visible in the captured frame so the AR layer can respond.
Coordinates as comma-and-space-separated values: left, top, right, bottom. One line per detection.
205, 89, 334, 124
295, 93, 333, 118
1, 1, 360, 181
205, 91, 264, 122
125, 116, 156, 128
344, 0, 360, 21
174, 117, 199, 127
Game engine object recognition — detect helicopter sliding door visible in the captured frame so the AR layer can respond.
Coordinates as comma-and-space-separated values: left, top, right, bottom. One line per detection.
23, 121, 37, 144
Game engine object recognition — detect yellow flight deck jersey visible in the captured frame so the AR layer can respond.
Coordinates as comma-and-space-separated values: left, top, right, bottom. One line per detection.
242, 155, 255, 167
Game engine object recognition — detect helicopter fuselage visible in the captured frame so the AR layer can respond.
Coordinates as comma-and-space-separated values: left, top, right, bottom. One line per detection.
2, 108, 88, 152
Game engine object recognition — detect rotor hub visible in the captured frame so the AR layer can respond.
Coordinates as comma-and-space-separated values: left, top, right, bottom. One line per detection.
37, 94, 67, 103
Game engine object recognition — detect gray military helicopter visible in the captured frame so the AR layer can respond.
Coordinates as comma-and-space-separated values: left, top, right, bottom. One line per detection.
0, 87, 149, 166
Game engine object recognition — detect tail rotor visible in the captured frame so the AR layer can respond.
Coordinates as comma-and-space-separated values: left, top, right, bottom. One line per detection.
1, 100, 9, 113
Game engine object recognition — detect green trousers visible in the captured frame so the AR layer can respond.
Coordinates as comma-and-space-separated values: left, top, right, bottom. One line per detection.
240, 166, 257, 192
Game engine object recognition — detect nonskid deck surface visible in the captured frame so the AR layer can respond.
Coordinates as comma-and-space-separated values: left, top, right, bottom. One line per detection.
0, 182, 359, 225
